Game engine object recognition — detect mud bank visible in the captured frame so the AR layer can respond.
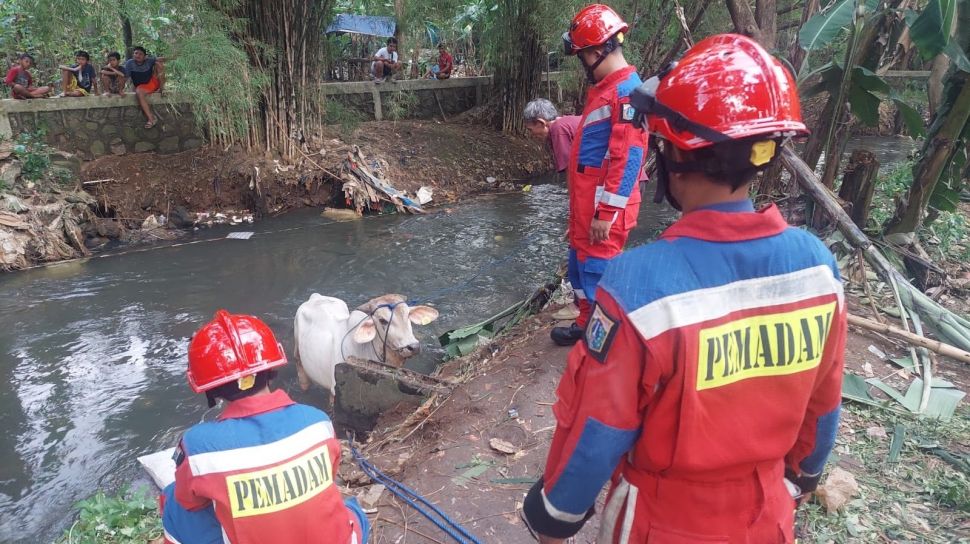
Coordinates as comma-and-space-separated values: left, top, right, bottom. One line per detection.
347, 296, 970, 544
0, 120, 546, 271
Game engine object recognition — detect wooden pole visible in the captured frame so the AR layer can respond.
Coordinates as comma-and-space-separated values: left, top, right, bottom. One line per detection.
848, 313, 970, 364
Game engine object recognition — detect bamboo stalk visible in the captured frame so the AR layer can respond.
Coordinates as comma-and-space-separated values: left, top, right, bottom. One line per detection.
848, 314, 970, 364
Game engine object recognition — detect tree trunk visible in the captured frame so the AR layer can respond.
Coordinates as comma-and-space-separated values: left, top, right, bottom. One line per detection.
493, 0, 543, 133
726, 0, 765, 43
118, 0, 135, 60
756, 0, 778, 48
885, 73, 970, 235
228, 0, 333, 157
928, 14, 957, 116
838, 149, 880, 227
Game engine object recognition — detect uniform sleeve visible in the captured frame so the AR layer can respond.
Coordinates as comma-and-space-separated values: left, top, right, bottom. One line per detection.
522, 291, 647, 539
786, 274, 847, 478
595, 95, 648, 216
173, 439, 213, 511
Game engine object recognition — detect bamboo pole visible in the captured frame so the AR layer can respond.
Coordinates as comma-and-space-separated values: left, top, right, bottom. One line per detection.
848, 314, 970, 364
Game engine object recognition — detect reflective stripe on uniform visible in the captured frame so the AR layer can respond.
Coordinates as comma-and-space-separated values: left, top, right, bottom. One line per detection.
188, 421, 335, 476
599, 191, 629, 208
583, 105, 612, 126
627, 265, 844, 341
541, 488, 587, 523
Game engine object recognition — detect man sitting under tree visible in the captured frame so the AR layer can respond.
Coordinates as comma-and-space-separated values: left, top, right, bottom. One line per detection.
4, 54, 51, 99
125, 46, 167, 128
372, 37, 400, 84
101, 52, 126, 97
58, 50, 98, 97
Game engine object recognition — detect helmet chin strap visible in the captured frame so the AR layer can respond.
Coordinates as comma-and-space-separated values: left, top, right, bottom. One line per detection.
578, 37, 619, 83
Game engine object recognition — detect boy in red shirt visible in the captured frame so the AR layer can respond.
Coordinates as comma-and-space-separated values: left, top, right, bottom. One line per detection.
5, 54, 51, 99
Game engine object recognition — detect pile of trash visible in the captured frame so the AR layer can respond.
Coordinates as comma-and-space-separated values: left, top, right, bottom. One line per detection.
340, 146, 431, 214
0, 141, 96, 271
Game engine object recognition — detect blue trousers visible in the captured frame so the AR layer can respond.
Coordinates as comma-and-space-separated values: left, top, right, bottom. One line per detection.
161, 483, 371, 543
566, 248, 610, 327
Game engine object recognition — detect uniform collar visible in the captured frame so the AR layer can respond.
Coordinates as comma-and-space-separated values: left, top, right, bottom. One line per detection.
660, 203, 788, 242
697, 199, 756, 213
591, 65, 637, 94
218, 389, 295, 420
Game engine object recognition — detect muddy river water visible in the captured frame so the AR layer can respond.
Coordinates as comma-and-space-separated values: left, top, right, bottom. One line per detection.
0, 136, 914, 542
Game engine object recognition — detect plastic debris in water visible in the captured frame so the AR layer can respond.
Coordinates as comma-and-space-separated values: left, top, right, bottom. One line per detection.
508, 408, 519, 419
226, 232, 254, 240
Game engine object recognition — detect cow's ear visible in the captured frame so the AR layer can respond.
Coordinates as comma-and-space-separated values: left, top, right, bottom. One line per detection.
408, 305, 439, 325
353, 318, 377, 343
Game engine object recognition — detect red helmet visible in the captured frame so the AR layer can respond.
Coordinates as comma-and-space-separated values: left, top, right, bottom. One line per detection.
647, 34, 808, 150
563, 4, 629, 55
187, 310, 287, 393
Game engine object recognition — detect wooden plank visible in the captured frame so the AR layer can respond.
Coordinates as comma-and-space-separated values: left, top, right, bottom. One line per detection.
883, 70, 932, 79
344, 356, 456, 394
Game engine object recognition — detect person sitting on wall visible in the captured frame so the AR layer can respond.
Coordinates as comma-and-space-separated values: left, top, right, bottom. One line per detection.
371, 37, 400, 84
4, 53, 51, 99
58, 50, 98, 97
424, 43, 453, 80
124, 46, 167, 128
101, 52, 127, 97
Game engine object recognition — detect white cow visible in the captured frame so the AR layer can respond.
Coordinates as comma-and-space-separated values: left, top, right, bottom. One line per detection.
293, 293, 439, 395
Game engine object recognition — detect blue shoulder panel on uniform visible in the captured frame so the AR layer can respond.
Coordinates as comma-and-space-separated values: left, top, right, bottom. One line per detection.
616, 72, 643, 99
546, 418, 639, 516
600, 226, 840, 314
578, 122, 611, 167
183, 403, 330, 456
618, 146, 643, 196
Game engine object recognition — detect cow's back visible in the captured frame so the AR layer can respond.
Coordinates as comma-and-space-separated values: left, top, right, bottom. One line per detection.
294, 294, 352, 391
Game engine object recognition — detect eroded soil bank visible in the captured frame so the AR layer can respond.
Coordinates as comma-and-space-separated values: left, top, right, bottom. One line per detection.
0, 120, 546, 271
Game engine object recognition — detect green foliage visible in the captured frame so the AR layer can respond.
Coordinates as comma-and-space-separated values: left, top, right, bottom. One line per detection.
168, 31, 265, 142
324, 100, 365, 137
798, 0, 861, 53
383, 90, 419, 121
926, 211, 969, 259
871, 160, 915, 228
905, 0, 957, 60
13, 129, 53, 182
56, 487, 162, 544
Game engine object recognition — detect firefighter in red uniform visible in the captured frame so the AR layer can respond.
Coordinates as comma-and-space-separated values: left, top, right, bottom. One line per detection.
550, 4, 646, 346
161, 310, 369, 544
522, 34, 846, 543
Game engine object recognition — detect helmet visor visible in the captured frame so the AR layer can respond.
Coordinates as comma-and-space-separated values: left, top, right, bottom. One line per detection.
562, 32, 577, 56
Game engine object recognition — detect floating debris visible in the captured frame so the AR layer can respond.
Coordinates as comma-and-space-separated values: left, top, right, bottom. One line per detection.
225, 232, 254, 240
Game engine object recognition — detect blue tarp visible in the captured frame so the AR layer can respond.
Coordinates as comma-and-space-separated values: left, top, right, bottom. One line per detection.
325, 14, 397, 37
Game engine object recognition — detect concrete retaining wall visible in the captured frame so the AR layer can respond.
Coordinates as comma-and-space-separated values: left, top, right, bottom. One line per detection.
0, 95, 204, 159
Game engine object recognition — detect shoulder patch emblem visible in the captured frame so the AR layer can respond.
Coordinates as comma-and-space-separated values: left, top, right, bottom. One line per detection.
173, 442, 186, 467
621, 103, 636, 123
586, 304, 619, 362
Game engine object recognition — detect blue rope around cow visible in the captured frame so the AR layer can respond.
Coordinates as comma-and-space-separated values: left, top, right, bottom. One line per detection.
350, 444, 483, 544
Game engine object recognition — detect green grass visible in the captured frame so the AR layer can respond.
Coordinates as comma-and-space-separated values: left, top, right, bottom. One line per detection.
57, 486, 162, 544
797, 403, 970, 543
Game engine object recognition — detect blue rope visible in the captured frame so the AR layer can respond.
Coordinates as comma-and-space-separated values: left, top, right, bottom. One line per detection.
351, 444, 483, 544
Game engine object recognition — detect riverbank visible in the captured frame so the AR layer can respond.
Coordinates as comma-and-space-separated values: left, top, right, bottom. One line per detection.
353, 295, 970, 543
0, 120, 546, 271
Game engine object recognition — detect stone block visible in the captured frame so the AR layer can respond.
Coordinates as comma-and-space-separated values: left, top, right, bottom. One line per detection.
182, 138, 204, 151
86, 108, 107, 121
121, 126, 138, 144
89, 140, 106, 156
85, 121, 100, 131
133, 141, 156, 152
158, 136, 180, 153
110, 138, 126, 156
101, 124, 118, 136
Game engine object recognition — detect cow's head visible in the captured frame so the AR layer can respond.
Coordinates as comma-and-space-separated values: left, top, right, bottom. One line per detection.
353, 294, 439, 366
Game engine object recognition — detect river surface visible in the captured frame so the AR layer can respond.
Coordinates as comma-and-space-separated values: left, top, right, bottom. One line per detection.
0, 184, 675, 543
0, 135, 916, 543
